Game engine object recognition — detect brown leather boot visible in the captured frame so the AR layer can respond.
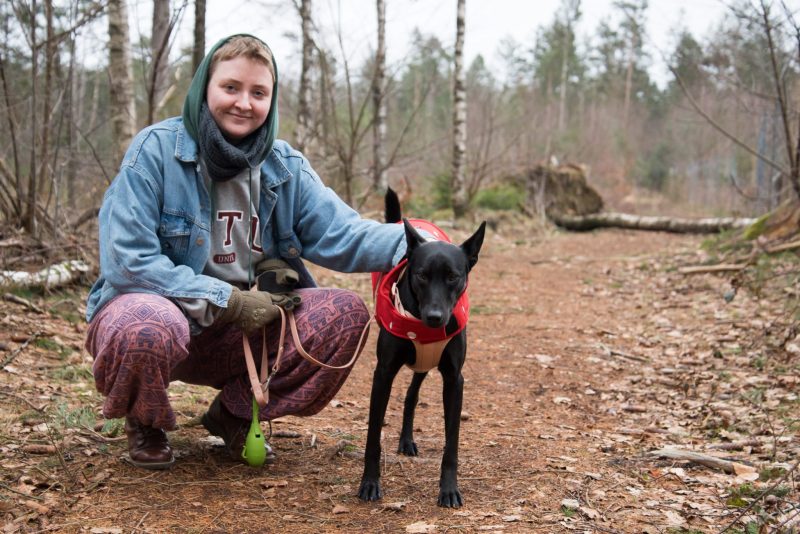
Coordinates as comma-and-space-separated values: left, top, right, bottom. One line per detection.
201, 395, 276, 464
124, 417, 175, 470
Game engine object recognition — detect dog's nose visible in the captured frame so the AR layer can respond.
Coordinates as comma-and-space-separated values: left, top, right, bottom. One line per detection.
424, 310, 444, 327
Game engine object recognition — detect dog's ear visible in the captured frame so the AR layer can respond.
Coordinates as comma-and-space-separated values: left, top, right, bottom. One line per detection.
403, 218, 426, 254
460, 221, 486, 270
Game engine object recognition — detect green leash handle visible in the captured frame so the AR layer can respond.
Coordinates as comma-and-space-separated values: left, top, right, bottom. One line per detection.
242, 396, 267, 467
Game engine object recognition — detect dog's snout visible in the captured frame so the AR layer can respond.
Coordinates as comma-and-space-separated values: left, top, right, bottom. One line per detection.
424, 310, 445, 327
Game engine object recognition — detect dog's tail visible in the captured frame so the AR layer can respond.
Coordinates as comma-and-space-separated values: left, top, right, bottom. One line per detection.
385, 187, 402, 224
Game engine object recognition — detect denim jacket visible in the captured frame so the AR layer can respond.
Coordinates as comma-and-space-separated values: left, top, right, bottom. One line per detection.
86, 117, 406, 322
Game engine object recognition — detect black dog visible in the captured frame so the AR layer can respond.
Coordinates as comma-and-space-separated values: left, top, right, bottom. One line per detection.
358, 188, 485, 508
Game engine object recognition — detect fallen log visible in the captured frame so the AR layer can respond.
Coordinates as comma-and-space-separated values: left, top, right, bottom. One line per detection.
649, 447, 757, 477
0, 260, 90, 289
678, 263, 749, 275
549, 212, 757, 234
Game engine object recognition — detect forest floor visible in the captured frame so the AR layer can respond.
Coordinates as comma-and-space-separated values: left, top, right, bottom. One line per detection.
1, 224, 799, 533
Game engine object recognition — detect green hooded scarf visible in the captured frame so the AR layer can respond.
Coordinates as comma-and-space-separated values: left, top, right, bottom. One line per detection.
181, 34, 279, 167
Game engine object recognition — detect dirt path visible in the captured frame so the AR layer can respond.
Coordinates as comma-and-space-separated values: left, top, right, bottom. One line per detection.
1, 228, 798, 533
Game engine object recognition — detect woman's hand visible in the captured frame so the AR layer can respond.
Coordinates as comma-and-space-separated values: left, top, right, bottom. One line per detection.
218, 287, 281, 332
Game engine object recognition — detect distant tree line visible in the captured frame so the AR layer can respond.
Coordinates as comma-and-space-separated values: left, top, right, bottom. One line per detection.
0, 0, 798, 239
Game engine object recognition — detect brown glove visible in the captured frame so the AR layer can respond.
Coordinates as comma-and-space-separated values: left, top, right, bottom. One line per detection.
256, 259, 303, 310
255, 259, 300, 293
218, 287, 281, 333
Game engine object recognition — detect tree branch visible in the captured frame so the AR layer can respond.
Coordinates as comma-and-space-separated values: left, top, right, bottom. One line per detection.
666, 63, 787, 178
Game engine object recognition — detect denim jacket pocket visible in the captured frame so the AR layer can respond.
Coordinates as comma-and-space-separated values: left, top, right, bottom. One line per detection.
159, 212, 192, 261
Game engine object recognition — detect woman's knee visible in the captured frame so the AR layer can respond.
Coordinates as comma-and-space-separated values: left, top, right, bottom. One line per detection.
87, 293, 190, 362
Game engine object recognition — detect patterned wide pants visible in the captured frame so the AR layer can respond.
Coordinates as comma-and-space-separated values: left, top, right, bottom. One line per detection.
85, 289, 370, 430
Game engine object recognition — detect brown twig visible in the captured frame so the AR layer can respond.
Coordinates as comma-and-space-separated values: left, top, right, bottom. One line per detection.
0, 388, 46, 411
1, 330, 42, 369
3, 292, 45, 313
717, 456, 800, 533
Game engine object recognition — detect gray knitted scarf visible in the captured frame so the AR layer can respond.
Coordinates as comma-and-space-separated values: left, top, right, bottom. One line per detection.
197, 102, 269, 181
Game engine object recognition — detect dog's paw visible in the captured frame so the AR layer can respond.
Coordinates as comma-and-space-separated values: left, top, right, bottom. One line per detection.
357, 478, 383, 502
437, 486, 463, 508
397, 438, 418, 456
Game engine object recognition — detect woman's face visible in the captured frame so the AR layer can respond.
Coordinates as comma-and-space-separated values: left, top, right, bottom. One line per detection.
206, 56, 274, 142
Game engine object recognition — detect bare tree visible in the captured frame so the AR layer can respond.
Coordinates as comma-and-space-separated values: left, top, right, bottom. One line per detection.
371, 0, 387, 193
668, 0, 799, 206
192, 0, 206, 74
148, 0, 170, 125
557, 0, 580, 132
763, 0, 799, 200
23, 0, 40, 234
37, 0, 56, 234
147, 0, 186, 125
616, 0, 647, 128
108, 0, 137, 166
294, 0, 314, 152
451, 0, 468, 217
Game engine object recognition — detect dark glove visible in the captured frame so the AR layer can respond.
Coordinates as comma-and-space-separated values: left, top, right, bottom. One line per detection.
218, 287, 281, 333
256, 259, 299, 293
256, 259, 302, 310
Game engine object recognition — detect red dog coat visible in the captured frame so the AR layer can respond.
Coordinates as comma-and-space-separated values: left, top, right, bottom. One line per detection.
372, 219, 470, 372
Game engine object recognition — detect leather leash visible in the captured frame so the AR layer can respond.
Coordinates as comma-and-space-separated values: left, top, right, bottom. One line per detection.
242, 290, 373, 409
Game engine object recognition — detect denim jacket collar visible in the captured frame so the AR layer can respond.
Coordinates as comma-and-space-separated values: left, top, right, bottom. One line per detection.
174, 122, 292, 189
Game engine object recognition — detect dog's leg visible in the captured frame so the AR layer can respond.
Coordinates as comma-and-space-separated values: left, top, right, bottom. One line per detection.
438, 339, 466, 508
398, 371, 427, 456
358, 335, 405, 502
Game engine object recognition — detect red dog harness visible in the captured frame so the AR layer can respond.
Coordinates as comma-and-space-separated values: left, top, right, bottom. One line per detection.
372, 219, 470, 372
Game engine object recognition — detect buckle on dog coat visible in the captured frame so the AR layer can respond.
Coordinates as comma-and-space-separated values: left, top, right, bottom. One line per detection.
372, 219, 470, 373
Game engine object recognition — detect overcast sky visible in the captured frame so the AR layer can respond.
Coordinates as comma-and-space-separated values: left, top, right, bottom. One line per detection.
128, 0, 730, 87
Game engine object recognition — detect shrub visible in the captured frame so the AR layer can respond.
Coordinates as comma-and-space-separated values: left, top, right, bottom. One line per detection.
473, 184, 524, 211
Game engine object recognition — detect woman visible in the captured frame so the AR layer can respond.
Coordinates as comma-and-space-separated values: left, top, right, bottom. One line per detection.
85, 34, 406, 469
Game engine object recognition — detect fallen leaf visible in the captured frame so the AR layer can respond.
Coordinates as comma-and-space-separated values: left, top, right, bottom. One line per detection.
381, 501, 407, 512
662, 510, 686, 527
561, 498, 579, 510
332, 504, 349, 514
553, 397, 571, 405
579, 506, 600, 519
732, 462, 757, 477
406, 521, 437, 533
22, 500, 49, 514
21, 443, 57, 455
259, 479, 289, 489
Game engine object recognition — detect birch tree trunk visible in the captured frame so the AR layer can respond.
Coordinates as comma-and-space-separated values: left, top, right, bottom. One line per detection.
192, 0, 206, 74
623, 40, 634, 127
148, 0, 171, 125
294, 0, 313, 152
108, 0, 137, 166
557, 0, 580, 133
549, 211, 757, 234
371, 0, 388, 193
451, 0, 468, 218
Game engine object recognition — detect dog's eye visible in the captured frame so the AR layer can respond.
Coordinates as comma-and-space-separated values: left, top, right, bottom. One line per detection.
447, 273, 459, 283
416, 271, 428, 282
